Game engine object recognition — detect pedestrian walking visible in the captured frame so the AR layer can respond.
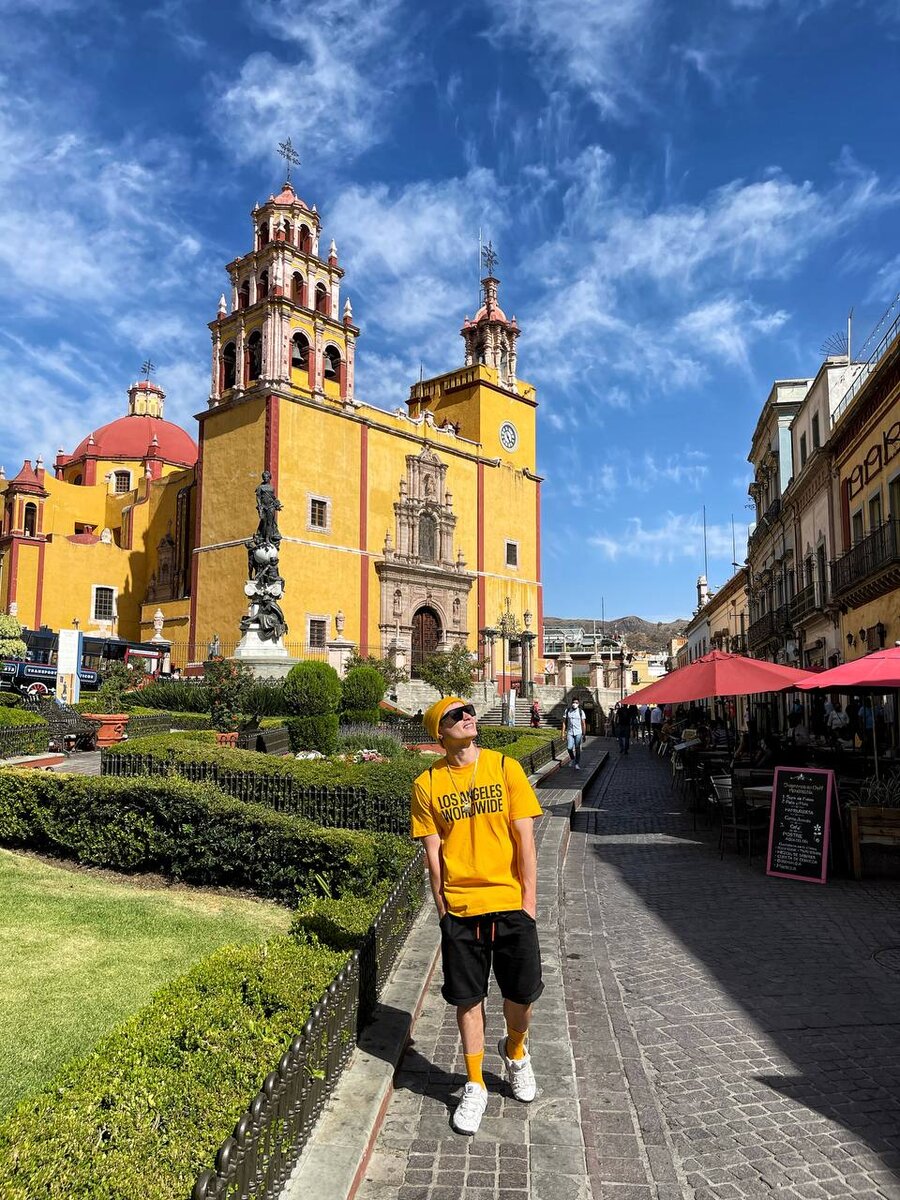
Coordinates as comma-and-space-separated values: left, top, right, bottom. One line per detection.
615, 703, 632, 755
411, 697, 543, 1135
530, 699, 541, 728
649, 704, 664, 750
639, 702, 650, 741
562, 698, 586, 769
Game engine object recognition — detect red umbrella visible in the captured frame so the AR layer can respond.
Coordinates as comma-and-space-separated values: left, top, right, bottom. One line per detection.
621, 650, 814, 705
794, 646, 900, 692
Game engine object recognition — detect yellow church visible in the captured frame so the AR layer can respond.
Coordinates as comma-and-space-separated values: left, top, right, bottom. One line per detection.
0, 173, 544, 686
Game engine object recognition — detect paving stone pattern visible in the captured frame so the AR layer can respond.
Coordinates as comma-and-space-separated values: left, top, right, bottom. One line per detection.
357, 740, 900, 1200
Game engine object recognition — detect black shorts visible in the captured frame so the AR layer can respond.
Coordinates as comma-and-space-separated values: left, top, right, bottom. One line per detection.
439, 910, 544, 1007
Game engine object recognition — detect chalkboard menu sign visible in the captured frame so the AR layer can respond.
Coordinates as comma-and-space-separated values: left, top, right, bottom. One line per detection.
766, 766, 835, 884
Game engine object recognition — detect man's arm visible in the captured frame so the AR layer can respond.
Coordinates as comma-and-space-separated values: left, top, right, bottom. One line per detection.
421, 833, 447, 918
511, 817, 538, 917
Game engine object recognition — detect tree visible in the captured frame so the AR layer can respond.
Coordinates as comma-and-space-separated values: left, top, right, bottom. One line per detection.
341, 665, 386, 723
0, 614, 27, 660
344, 650, 408, 688
203, 656, 252, 733
418, 645, 475, 698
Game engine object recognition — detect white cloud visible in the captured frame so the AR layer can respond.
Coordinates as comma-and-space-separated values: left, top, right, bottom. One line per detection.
214, 0, 415, 166
589, 512, 747, 565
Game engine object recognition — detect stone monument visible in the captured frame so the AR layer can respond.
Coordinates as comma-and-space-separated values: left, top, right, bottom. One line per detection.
234, 471, 298, 679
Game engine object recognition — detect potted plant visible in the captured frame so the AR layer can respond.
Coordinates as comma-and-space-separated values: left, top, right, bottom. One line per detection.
204, 655, 251, 745
82, 662, 141, 746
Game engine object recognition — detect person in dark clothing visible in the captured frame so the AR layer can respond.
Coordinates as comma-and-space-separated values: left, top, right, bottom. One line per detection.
615, 704, 632, 755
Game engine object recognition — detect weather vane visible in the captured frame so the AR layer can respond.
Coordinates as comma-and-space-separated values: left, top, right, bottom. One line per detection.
481, 240, 499, 276
277, 137, 301, 184
141, 359, 156, 381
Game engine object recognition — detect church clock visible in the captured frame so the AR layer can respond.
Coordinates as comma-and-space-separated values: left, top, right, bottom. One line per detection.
499, 421, 518, 452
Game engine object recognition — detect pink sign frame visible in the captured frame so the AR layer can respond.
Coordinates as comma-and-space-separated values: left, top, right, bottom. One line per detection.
766, 765, 835, 885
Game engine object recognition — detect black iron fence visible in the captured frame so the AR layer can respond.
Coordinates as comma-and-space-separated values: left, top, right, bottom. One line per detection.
0, 723, 49, 759
191, 847, 426, 1200
125, 713, 175, 737
100, 750, 404, 833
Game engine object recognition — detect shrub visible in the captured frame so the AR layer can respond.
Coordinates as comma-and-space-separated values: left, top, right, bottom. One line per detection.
127, 680, 211, 712
93, 662, 144, 715
417, 644, 475, 697
0, 614, 27, 660
204, 656, 253, 733
242, 679, 290, 716
286, 714, 340, 754
0, 707, 46, 728
291, 884, 392, 950
344, 649, 408, 687
342, 707, 381, 725
283, 661, 341, 716
339, 728, 405, 760
0, 771, 410, 903
0, 937, 346, 1200
0, 692, 21, 708
341, 666, 385, 716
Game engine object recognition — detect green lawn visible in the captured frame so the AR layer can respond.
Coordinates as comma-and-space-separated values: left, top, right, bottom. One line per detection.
0, 849, 291, 1115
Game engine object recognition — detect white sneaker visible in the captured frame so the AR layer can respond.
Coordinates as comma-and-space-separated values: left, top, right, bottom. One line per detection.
498, 1037, 537, 1103
452, 1082, 488, 1134
574, 764, 581, 771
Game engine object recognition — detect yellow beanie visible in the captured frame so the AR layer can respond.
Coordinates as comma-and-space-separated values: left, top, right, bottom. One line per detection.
423, 696, 468, 742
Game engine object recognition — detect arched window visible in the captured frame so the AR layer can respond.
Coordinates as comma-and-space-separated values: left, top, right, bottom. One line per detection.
114, 470, 131, 495
291, 332, 310, 372
283, 220, 293, 244
257, 222, 269, 249
315, 282, 329, 315
291, 272, 305, 305
23, 502, 37, 537
247, 331, 262, 383
222, 341, 236, 390
238, 280, 250, 310
73, 474, 83, 486
298, 224, 312, 253
419, 512, 436, 562
323, 345, 341, 380
258, 269, 269, 299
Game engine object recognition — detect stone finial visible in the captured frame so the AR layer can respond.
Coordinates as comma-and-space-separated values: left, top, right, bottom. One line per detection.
335, 609, 345, 637
329, 238, 338, 259
35, 455, 43, 470
343, 297, 353, 322
87, 433, 95, 446
218, 293, 227, 318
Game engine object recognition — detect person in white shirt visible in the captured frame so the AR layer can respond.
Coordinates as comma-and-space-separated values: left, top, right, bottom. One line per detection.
562, 699, 587, 769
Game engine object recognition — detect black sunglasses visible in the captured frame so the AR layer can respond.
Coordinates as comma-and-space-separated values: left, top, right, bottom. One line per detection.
441, 703, 477, 726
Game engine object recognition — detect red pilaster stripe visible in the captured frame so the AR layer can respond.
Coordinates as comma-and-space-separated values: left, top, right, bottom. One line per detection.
477, 462, 485, 633
84, 459, 96, 486
359, 424, 369, 655
535, 479, 543, 657
34, 540, 45, 628
265, 394, 280, 491
188, 422, 206, 662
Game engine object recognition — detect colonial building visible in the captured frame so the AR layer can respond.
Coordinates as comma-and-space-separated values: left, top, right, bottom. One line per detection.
0, 173, 544, 681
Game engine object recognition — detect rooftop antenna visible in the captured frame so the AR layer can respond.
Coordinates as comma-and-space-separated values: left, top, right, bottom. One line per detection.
702, 505, 708, 579
731, 514, 740, 570
601, 595, 605, 637
848, 306, 853, 363
277, 136, 301, 185
141, 358, 156, 381
819, 329, 848, 359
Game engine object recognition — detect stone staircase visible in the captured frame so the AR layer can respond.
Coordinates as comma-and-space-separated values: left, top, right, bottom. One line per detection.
480, 698, 546, 727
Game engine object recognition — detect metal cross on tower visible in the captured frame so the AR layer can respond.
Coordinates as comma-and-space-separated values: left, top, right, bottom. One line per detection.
277, 137, 301, 184
141, 359, 156, 381
481, 240, 499, 276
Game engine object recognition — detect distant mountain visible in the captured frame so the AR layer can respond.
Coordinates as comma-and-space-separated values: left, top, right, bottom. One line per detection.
544, 615, 689, 653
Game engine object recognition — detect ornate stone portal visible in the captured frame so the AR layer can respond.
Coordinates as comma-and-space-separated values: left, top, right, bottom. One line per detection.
234, 471, 297, 677
376, 447, 474, 676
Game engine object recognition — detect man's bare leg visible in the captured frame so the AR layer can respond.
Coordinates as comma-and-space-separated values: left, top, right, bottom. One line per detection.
457, 1001, 486, 1086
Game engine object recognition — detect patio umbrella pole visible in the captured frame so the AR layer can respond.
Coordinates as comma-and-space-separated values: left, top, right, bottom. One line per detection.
871, 697, 880, 782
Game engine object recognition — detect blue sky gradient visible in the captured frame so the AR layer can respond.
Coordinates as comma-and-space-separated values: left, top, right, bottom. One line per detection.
2, 0, 899, 620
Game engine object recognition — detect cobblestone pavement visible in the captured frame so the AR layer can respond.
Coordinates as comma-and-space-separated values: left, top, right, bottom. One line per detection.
47, 751, 101, 774
568, 740, 900, 1200
357, 740, 900, 1200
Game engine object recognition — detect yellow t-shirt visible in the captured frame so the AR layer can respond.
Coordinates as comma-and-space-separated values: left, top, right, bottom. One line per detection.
410, 748, 542, 917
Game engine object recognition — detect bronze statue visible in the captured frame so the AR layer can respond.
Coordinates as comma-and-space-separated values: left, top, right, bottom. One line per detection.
255, 470, 283, 544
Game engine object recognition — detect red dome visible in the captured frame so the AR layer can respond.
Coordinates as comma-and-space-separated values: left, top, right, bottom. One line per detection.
473, 302, 509, 324
70, 415, 197, 466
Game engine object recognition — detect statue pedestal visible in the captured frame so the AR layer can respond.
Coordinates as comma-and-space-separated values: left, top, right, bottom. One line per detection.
234, 630, 297, 680
326, 638, 356, 678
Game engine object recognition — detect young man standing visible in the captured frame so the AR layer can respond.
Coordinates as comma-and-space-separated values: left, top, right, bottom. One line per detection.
411, 697, 543, 1135
562, 697, 586, 769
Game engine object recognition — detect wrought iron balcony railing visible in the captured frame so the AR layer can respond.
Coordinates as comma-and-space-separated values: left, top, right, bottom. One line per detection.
831, 519, 900, 600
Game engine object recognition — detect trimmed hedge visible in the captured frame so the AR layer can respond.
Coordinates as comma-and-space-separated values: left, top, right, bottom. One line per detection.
341, 666, 385, 717
0, 707, 45, 728
0, 692, 21, 708
0, 770, 413, 903
123, 680, 211, 712
291, 883, 392, 950
342, 707, 381, 726
0, 936, 346, 1200
283, 661, 341, 716
286, 713, 339, 754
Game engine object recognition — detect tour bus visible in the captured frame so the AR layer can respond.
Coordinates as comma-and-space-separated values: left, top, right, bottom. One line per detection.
0, 628, 170, 696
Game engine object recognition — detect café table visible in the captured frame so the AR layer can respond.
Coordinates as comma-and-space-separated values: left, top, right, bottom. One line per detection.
744, 784, 773, 809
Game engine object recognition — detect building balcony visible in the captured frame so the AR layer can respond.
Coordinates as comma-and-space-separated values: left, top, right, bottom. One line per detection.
831, 519, 900, 608
747, 610, 775, 649
789, 580, 826, 625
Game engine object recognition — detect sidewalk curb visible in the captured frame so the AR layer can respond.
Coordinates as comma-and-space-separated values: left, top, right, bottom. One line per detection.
281, 748, 608, 1200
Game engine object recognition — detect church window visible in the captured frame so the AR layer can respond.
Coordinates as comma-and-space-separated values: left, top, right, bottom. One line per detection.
283, 220, 293, 244
298, 224, 312, 253
247, 331, 262, 382
419, 512, 436, 562
315, 282, 329, 316
23, 502, 37, 536
323, 345, 341, 380
238, 280, 250, 310
308, 496, 329, 530
505, 540, 519, 568
92, 585, 115, 622
258, 269, 269, 299
291, 272, 305, 305
73, 474, 83, 486
222, 341, 237, 390
307, 617, 327, 648
291, 332, 309, 371
114, 470, 132, 495
257, 222, 269, 249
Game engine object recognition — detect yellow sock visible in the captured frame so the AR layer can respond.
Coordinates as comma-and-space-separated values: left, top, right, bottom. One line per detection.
506, 1027, 528, 1061
464, 1050, 485, 1088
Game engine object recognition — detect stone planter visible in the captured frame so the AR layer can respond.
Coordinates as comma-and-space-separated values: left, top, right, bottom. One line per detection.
83, 713, 130, 747
215, 731, 239, 748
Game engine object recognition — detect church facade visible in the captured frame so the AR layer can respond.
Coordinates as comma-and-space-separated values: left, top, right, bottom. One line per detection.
0, 174, 544, 681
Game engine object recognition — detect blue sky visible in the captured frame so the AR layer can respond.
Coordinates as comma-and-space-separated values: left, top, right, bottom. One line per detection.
2, 0, 899, 623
